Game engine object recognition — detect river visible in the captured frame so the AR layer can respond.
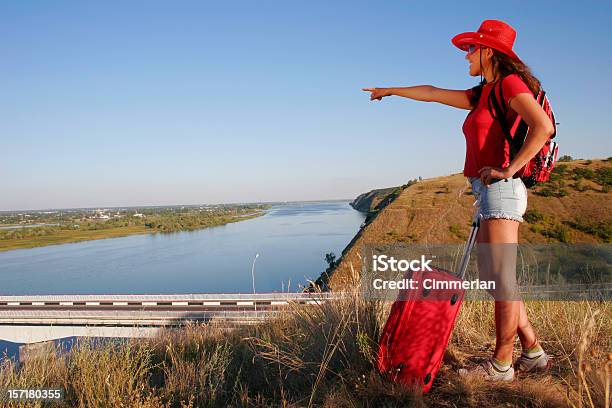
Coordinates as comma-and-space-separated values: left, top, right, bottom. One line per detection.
0, 201, 365, 295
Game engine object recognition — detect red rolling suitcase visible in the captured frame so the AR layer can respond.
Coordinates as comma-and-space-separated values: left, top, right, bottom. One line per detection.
377, 215, 480, 392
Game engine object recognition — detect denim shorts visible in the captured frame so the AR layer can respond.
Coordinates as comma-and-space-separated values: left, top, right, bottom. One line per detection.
468, 177, 528, 222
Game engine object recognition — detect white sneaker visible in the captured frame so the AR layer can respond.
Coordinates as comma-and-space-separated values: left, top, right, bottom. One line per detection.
458, 359, 515, 381
514, 351, 551, 373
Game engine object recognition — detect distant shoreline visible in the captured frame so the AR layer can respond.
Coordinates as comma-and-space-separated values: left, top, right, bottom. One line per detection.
0, 211, 266, 253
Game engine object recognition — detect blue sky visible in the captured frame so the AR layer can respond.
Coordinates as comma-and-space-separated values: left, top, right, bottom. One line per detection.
1, 1, 611, 210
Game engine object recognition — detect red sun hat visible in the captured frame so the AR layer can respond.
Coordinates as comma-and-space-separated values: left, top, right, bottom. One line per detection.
452, 19, 521, 61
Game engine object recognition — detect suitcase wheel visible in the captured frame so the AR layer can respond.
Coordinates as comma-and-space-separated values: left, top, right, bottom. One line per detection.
450, 293, 459, 305
424, 373, 431, 384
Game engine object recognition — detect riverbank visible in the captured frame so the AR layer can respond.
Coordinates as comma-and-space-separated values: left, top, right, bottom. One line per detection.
0, 211, 266, 252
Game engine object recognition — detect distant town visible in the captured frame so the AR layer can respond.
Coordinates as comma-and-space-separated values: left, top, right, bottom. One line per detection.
1, 204, 259, 224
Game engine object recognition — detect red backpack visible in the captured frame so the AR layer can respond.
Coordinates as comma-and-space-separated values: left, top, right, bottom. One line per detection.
488, 78, 559, 188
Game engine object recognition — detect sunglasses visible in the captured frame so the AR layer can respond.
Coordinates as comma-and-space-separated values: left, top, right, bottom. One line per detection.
467, 44, 480, 55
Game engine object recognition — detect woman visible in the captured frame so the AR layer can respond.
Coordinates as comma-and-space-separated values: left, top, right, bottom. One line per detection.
363, 20, 554, 381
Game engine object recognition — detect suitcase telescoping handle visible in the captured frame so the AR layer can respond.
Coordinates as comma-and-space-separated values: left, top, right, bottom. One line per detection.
457, 213, 480, 280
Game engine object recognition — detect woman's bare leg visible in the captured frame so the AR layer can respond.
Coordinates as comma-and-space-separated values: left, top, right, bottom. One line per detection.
493, 300, 520, 362
517, 300, 538, 349
477, 218, 535, 362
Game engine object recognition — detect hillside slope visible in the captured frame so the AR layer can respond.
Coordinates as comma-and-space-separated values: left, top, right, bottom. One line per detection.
327, 159, 612, 289
350, 186, 402, 213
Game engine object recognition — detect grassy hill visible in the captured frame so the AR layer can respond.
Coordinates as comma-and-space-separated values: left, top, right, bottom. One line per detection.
326, 158, 611, 289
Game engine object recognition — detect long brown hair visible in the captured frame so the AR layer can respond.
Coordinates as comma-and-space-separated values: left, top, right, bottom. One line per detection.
468, 49, 541, 107
490, 51, 540, 95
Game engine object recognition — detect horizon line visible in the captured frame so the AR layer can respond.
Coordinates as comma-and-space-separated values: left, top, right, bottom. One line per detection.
0, 198, 356, 214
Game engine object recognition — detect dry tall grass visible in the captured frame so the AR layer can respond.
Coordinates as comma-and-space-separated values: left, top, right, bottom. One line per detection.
0, 293, 610, 407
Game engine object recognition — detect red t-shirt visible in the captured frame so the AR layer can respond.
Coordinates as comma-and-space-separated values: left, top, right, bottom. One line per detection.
462, 74, 532, 177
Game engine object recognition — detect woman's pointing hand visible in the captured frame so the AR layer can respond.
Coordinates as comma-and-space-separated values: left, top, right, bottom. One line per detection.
362, 88, 390, 101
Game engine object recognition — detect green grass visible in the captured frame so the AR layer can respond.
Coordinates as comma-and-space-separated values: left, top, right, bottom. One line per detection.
541, 223, 570, 243
524, 209, 545, 224
564, 219, 612, 242
594, 167, 612, 187
572, 167, 595, 181
0, 226, 152, 251
449, 224, 467, 240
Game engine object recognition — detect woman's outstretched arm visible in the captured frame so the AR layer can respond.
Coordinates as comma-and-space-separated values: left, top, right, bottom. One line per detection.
362, 86, 472, 110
